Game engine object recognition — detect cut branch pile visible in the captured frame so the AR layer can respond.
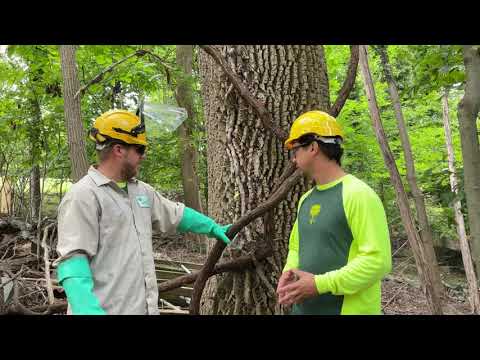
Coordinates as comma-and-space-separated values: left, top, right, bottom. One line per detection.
0, 217, 66, 315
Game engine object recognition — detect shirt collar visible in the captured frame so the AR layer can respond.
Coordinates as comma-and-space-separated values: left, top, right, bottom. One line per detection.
88, 165, 139, 187
315, 174, 350, 191
88, 166, 112, 186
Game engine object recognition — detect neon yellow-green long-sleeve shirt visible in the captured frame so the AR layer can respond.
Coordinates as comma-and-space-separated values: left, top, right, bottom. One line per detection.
283, 174, 392, 315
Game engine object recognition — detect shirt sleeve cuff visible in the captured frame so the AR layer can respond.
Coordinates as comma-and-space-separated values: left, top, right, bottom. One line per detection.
314, 274, 330, 294
173, 202, 186, 230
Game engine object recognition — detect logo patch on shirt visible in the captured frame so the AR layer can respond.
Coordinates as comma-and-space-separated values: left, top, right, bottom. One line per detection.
136, 195, 151, 208
309, 204, 321, 224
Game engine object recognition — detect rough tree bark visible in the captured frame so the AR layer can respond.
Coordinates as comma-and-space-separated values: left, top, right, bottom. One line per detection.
359, 45, 443, 314
198, 45, 331, 315
175, 45, 203, 213
457, 45, 480, 275
377, 45, 443, 298
442, 88, 480, 313
59, 45, 89, 183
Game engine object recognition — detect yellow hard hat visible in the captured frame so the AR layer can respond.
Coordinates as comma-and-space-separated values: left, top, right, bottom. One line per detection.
89, 109, 147, 146
284, 110, 344, 149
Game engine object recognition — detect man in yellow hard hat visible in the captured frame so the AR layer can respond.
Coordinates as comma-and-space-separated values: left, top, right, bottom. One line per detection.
54, 109, 231, 315
276, 110, 392, 315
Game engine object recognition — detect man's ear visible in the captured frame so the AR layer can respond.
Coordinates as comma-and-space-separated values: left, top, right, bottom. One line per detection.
112, 144, 125, 158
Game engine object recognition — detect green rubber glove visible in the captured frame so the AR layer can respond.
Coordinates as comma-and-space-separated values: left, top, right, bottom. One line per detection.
177, 207, 232, 245
57, 255, 106, 315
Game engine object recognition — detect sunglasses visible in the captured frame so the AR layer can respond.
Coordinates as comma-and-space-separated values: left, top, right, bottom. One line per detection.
108, 142, 146, 155
131, 144, 146, 156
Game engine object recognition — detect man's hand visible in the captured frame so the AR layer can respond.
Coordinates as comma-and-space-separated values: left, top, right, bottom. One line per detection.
177, 207, 232, 245
277, 269, 318, 306
211, 224, 232, 245
276, 270, 297, 300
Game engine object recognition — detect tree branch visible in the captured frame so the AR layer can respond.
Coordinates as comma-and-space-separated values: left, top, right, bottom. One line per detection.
73, 48, 175, 100
189, 168, 303, 314
158, 243, 272, 293
74, 49, 148, 99
142, 49, 176, 70
329, 45, 359, 117
200, 45, 289, 141
41, 223, 55, 305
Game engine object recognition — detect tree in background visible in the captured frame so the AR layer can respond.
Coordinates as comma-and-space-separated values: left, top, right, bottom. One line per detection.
457, 45, 480, 276
175, 45, 203, 213
175, 45, 206, 247
376, 45, 443, 298
442, 87, 480, 313
59, 45, 89, 182
359, 45, 443, 314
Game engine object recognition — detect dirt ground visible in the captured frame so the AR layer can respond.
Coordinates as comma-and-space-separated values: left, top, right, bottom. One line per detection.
381, 251, 473, 315
155, 235, 475, 315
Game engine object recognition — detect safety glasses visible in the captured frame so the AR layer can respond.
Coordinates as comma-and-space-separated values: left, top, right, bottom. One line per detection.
289, 142, 311, 156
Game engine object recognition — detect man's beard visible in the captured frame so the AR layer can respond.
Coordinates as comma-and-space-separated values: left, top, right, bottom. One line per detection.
120, 161, 137, 181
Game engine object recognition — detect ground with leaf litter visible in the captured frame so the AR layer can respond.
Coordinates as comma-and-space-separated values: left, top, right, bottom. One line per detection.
382, 248, 473, 315
1, 216, 474, 315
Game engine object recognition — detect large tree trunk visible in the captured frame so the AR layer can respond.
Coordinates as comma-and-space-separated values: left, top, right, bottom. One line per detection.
59, 45, 89, 183
359, 45, 443, 314
377, 45, 443, 298
457, 45, 480, 275
199, 45, 330, 315
442, 89, 480, 313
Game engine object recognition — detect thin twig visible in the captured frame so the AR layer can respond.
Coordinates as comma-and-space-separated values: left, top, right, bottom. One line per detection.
143, 49, 175, 70
4, 269, 51, 315
74, 48, 174, 99
0, 235, 17, 260
74, 49, 149, 99
159, 298, 181, 311
397, 255, 415, 276
383, 282, 409, 309
42, 223, 55, 305
392, 240, 408, 257
0, 267, 24, 290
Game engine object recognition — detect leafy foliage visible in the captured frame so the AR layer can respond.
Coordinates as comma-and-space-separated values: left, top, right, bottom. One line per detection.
0, 45, 203, 217
0, 44, 472, 249
326, 45, 468, 245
